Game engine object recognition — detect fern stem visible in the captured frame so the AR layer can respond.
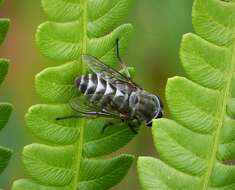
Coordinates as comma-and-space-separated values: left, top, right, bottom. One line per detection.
74, 0, 87, 170
200, 43, 235, 189
72, 0, 88, 189
80, 0, 88, 74
72, 120, 85, 190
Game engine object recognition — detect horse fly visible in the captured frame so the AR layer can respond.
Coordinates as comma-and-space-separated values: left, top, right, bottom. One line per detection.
57, 39, 163, 133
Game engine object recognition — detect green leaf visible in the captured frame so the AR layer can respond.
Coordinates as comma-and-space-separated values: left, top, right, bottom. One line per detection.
0, 18, 10, 45
20, 144, 133, 189
0, 0, 13, 180
12, 0, 135, 190
36, 22, 133, 63
0, 103, 12, 130
138, 0, 235, 189
12, 153, 133, 190
12, 179, 70, 190
0, 59, 9, 85
35, 61, 81, 103
0, 146, 12, 173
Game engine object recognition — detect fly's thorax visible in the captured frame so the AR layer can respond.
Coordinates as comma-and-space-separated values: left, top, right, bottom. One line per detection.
130, 90, 163, 123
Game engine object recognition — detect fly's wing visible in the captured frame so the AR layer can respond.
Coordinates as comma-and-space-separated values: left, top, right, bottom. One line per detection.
70, 96, 102, 114
69, 96, 124, 119
82, 55, 141, 92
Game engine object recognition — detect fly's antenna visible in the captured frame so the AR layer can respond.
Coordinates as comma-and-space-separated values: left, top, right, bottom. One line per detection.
116, 38, 131, 78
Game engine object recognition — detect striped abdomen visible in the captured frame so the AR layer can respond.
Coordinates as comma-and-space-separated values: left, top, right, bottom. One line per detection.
75, 73, 130, 114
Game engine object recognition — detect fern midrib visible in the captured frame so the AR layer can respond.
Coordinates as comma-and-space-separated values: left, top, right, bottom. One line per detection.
73, 120, 85, 190
72, 0, 88, 189
200, 43, 235, 189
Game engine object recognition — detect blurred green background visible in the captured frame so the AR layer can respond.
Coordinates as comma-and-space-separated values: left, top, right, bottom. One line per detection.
0, 0, 193, 189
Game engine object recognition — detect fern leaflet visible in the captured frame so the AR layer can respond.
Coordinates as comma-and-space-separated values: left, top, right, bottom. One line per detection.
138, 0, 235, 189
0, 0, 13, 181
12, 0, 136, 190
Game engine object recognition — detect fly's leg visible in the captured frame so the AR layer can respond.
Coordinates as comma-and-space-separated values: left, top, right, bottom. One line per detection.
127, 120, 141, 134
116, 38, 131, 78
56, 115, 82, 120
101, 119, 139, 134
56, 111, 109, 121
101, 115, 126, 134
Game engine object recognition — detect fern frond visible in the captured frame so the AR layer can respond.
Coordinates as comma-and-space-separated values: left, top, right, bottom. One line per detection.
12, 0, 135, 190
138, 0, 235, 189
0, 0, 13, 181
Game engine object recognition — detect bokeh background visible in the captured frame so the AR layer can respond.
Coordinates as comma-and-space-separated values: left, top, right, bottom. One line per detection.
0, 0, 193, 189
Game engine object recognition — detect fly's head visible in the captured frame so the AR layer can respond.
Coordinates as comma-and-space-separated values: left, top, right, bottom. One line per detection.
146, 95, 164, 127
